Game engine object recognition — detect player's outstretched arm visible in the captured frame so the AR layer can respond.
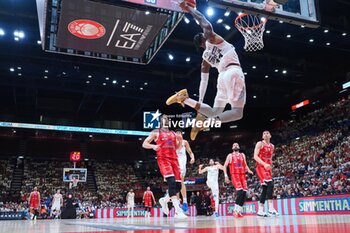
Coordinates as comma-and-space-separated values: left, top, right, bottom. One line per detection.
180, 1, 215, 41
199, 60, 211, 103
198, 164, 208, 174
142, 131, 159, 151
215, 161, 225, 171
184, 140, 195, 164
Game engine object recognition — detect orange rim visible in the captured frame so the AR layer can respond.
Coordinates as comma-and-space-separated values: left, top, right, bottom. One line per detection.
234, 13, 267, 31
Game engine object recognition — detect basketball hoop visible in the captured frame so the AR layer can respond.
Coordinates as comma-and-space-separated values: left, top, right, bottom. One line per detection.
235, 13, 267, 52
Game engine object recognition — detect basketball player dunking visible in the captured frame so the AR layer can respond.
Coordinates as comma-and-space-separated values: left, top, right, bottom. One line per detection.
142, 115, 187, 219
166, 1, 246, 140
126, 189, 135, 218
224, 143, 253, 218
51, 189, 63, 219
198, 159, 225, 217
175, 130, 195, 213
254, 131, 279, 217
143, 187, 156, 217
29, 187, 40, 220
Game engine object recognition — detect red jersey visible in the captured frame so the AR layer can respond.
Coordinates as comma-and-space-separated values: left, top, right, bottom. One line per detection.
229, 152, 246, 174
257, 141, 274, 166
30, 191, 39, 208
144, 191, 153, 202
156, 129, 177, 159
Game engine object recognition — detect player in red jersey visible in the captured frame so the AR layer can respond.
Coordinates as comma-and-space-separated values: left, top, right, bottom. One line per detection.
29, 187, 41, 220
143, 187, 156, 218
142, 115, 187, 219
254, 130, 279, 217
224, 143, 253, 218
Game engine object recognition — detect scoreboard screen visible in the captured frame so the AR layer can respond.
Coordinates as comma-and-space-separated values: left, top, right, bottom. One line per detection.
70, 151, 82, 162
121, 0, 184, 12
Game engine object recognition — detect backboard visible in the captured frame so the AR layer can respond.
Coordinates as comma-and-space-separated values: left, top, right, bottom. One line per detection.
208, 0, 320, 28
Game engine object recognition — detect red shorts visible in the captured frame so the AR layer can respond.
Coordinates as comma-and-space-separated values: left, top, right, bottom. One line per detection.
145, 201, 152, 207
231, 173, 247, 191
256, 165, 272, 185
157, 156, 181, 182
30, 203, 39, 209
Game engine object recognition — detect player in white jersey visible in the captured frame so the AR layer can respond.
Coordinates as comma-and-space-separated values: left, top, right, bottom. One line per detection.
166, 2, 246, 140
126, 189, 135, 218
175, 130, 195, 213
198, 159, 225, 217
51, 189, 63, 218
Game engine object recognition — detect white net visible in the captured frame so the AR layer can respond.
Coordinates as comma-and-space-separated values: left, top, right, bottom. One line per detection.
235, 14, 267, 52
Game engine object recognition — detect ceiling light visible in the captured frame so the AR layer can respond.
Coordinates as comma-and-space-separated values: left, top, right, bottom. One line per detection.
18, 73, 22, 76
86, 80, 90, 84
0, 29, 5, 36
324, 29, 329, 33
224, 25, 231, 30
253, 95, 257, 99
286, 34, 291, 38
102, 83, 106, 86
279, 20, 283, 23
14, 37, 19, 41
44, 76, 48, 79
266, 30, 271, 34
184, 16, 190, 24
140, 87, 143, 90
89, 134, 93, 138
45, 70, 48, 73
252, 66, 256, 69
14, 30, 25, 38
168, 54, 174, 60
122, 85, 125, 88
126, 80, 129, 83
206, 7, 214, 17
265, 75, 269, 78
105, 77, 109, 80
275, 69, 279, 72
144, 82, 148, 85
145, 11, 150, 15
326, 42, 331, 46
186, 57, 191, 62
244, 72, 247, 75
193, 94, 197, 96
217, 19, 223, 24
309, 39, 314, 42
230, 125, 237, 129
301, 25, 305, 28
88, 75, 92, 78
282, 70, 287, 74
112, 80, 117, 84
62, 72, 66, 75
37, 40, 41, 44
224, 11, 230, 17
10, 68, 15, 72
342, 32, 347, 36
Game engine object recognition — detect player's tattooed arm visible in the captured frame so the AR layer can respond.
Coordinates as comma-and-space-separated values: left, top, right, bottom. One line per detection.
180, 2, 215, 41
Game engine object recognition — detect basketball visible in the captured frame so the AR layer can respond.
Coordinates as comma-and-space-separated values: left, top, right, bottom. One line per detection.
180, 0, 196, 12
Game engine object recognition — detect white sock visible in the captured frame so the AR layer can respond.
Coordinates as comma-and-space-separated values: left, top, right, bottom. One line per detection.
164, 195, 170, 203
258, 204, 264, 213
172, 198, 181, 213
183, 198, 187, 203
269, 202, 274, 212
234, 204, 239, 212
239, 206, 243, 213
184, 98, 198, 109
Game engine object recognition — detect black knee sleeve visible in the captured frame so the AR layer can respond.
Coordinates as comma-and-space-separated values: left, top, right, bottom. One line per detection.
260, 185, 268, 204
241, 191, 247, 206
235, 190, 243, 206
239, 191, 247, 206
266, 181, 274, 199
166, 177, 177, 197
176, 181, 182, 193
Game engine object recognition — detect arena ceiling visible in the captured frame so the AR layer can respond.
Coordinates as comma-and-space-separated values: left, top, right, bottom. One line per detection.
0, 0, 349, 133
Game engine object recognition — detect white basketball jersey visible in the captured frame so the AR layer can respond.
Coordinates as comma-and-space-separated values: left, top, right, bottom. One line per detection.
176, 142, 186, 160
202, 40, 240, 73
207, 166, 219, 182
127, 192, 135, 203
53, 194, 62, 205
